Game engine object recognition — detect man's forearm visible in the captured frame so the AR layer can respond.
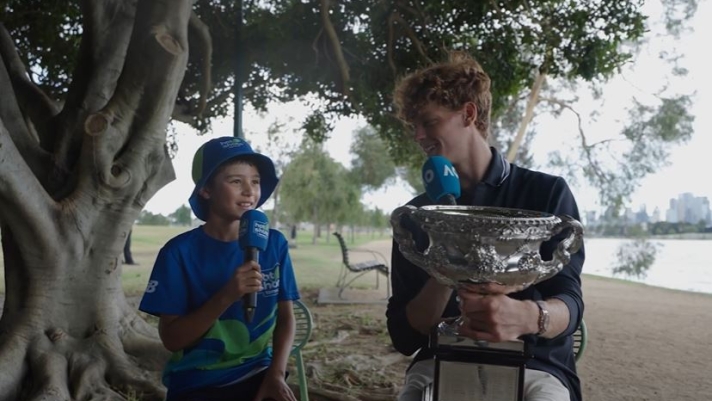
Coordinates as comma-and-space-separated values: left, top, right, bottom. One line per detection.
405, 277, 453, 335
523, 298, 570, 339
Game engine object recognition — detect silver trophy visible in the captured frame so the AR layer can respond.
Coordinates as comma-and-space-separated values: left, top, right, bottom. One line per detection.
390, 205, 584, 401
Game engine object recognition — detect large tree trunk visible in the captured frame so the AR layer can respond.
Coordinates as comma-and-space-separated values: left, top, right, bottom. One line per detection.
0, 1, 200, 399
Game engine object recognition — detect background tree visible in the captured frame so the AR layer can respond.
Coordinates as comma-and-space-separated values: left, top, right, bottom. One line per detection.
612, 239, 661, 280
367, 207, 390, 238
252, 118, 301, 227
169, 204, 193, 226
137, 211, 172, 227
349, 125, 396, 190
279, 141, 361, 244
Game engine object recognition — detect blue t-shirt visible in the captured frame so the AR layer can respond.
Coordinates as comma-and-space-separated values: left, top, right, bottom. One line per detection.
139, 226, 300, 397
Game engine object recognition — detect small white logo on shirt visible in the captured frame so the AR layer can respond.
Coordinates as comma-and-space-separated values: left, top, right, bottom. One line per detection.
145, 280, 159, 293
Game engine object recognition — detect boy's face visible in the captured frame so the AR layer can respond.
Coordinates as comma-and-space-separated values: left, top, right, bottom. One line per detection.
411, 102, 474, 164
199, 161, 261, 221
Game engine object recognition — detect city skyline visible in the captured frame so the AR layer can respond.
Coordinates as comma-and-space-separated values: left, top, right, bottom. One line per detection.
584, 191, 711, 227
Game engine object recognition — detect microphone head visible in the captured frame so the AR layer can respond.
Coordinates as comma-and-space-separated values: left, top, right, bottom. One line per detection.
238, 210, 270, 251
422, 156, 461, 203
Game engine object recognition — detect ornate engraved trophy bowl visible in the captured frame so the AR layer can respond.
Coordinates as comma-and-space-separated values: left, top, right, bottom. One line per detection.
390, 205, 584, 290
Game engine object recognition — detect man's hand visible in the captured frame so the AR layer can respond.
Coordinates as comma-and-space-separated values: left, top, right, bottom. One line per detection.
252, 371, 297, 401
456, 287, 538, 342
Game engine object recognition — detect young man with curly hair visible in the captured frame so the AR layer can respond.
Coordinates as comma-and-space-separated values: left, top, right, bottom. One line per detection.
386, 52, 585, 401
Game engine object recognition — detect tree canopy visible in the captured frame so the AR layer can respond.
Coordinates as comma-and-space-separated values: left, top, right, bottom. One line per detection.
2, 0, 697, 210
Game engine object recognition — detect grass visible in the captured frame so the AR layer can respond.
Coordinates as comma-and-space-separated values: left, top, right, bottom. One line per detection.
1, 225, 392, 297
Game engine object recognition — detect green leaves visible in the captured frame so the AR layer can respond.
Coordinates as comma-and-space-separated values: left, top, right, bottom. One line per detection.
349, 126, 396, 189
279, 141, 362, 226
612, 238, 661, 279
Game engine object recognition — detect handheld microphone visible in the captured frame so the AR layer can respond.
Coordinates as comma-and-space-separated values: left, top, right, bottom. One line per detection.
238, 209, 270, 323
422, 156, 461, 205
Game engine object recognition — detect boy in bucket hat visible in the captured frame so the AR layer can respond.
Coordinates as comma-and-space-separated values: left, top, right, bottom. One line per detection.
139, 136, 300, 401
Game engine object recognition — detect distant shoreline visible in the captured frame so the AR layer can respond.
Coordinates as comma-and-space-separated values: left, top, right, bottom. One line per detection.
588, 233, 712, 240
582, 273, 712, 297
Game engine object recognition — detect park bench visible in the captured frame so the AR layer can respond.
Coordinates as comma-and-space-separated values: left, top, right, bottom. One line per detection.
332, 232, 390, 299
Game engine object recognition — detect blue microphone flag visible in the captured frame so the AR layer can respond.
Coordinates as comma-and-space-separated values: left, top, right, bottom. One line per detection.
422, 156, 461, 202
239, 209, 270, 251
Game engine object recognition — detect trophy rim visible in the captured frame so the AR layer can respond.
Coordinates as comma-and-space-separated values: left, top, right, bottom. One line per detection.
390, 205, 584, 288
417, 205, 559, 224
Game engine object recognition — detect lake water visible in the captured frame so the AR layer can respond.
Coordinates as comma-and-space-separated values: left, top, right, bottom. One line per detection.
583, 238, 712, 294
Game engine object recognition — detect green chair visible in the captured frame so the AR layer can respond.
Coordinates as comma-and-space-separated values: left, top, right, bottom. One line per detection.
291, 300, 313, 401
573, 319, 588, 362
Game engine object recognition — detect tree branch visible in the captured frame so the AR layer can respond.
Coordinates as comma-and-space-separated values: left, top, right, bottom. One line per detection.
53, 0, 137, 178
539, 96, 612, 186
74, 0, 192, 204
171, 103, 197, 125
188, 11, 212, 116
136, 147, 177, 210
0, 121, 58, 252
506, 71, 546, 162
391, 12, 432, 65
312, 28, 324, 67
319, 0, 351, 96
0, 36, 53, 183
171, 88, 233, 128
410, 0, 431, 34
387, 12, 398, 76
397, 0, 431, 38
0, 24, 60, 147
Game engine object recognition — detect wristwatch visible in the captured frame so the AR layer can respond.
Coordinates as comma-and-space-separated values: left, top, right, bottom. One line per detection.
535, 300, 550, 335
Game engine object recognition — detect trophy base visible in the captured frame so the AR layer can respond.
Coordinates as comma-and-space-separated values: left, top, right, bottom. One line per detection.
426, 327, 531, 401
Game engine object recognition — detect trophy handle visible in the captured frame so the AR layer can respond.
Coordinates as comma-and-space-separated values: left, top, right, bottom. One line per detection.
542, 215, 584, 270
390, 205, 428, 254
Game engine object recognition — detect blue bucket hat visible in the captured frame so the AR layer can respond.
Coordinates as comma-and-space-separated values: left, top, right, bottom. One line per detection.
189, 136, 278, 221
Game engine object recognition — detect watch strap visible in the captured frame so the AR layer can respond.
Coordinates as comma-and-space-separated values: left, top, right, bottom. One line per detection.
535, 300, 550, 335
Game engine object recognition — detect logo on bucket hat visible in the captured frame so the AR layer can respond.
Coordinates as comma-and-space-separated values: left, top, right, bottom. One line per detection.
189, 137, 278, 221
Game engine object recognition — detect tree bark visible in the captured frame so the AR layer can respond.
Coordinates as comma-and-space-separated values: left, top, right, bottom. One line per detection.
506, 71, 546, 163
0, 0, 197, 399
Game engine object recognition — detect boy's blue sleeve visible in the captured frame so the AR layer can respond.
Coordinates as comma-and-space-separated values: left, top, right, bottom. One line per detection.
138, 245, 190, 317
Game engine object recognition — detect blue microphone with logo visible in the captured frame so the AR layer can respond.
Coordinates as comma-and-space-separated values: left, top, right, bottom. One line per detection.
422, 156, 461, 205
238, 209, 270, 323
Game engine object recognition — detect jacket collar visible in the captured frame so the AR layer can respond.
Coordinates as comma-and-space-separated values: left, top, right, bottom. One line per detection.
480, 147, 511, 187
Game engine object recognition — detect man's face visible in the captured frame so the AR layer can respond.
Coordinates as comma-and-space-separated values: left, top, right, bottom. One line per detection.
200, 161, 261, 221
411, 102, 471, 161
